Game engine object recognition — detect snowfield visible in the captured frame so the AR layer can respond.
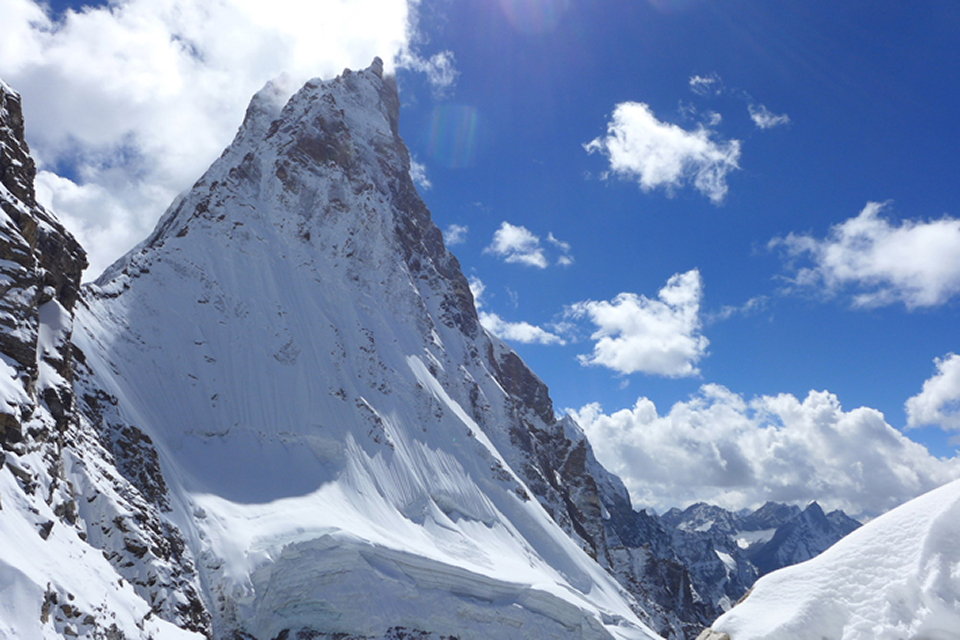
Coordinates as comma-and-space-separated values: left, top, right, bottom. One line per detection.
711, 478, 960, 640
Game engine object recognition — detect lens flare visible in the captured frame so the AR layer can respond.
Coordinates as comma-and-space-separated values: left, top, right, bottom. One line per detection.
426, 105, 479, 169
498, 0, 570, 34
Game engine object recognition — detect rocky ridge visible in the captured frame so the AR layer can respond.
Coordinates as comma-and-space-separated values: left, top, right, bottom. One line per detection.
0, 80, 207, 640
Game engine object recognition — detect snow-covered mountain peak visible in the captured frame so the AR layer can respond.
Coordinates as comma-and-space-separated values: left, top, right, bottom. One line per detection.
796, 501, 826, 525
71, 63, 671, 639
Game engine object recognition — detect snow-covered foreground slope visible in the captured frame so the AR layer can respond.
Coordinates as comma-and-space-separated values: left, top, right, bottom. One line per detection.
72, 60, 665, 640
706, 478, 960, 640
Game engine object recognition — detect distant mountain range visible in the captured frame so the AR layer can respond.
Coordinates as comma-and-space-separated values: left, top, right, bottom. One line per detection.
661, 500, 861, 613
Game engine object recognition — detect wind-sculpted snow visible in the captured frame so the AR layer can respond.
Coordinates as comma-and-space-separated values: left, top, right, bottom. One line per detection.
75, 60, 664, 639
707, 479, 960, 640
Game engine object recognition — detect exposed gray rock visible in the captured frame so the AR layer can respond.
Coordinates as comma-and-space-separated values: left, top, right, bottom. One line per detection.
739, 501, 801, 531
662, 498, 861, 636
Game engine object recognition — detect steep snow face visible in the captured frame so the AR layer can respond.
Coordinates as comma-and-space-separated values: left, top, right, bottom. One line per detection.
710, 479, 960, 640
76, 61, 662, 640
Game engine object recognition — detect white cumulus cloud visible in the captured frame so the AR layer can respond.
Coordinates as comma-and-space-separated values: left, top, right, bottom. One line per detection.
773, 202, 960, 309
748, 103, 790, 129
570, 384, 960, 517
906, 354, 960, 430
568, 269, 708, 377
485, 221, 548, 268
469, 277, 563, 345
585, 102, 741, 204
410, 157, 432, 190
443, 223, 468, 246
0, 0, 449, 278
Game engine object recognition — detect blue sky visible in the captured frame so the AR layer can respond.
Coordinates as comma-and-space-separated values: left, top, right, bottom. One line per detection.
4, 0, 959, 514
398, 1, 960, 442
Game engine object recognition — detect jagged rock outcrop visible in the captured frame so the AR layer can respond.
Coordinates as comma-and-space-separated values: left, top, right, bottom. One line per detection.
0, 81, 85, 445
738, 501, 800, 531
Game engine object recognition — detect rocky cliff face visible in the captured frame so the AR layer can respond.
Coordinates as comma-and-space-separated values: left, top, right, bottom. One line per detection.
0, 81, 85, 444
748, 502, 860, 575
0, 80, 208, 640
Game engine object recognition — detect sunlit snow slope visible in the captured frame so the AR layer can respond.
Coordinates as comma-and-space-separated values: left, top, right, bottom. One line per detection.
75, 60, 662, 640
707, 478, 960, 640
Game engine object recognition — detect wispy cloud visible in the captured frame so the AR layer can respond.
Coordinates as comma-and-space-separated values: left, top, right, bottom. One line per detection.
772, 202, 960, 309
705, 295, 769, 324
688, 73, 724, 96
568, 269, 708, 377
547, 232, 574, 266
410, 157, 432, 189
396, 49, 458, 95
443, 223, 468, 245
688, 73, 793, 131
748, 103, 790, 129
585, 102, 741, 204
